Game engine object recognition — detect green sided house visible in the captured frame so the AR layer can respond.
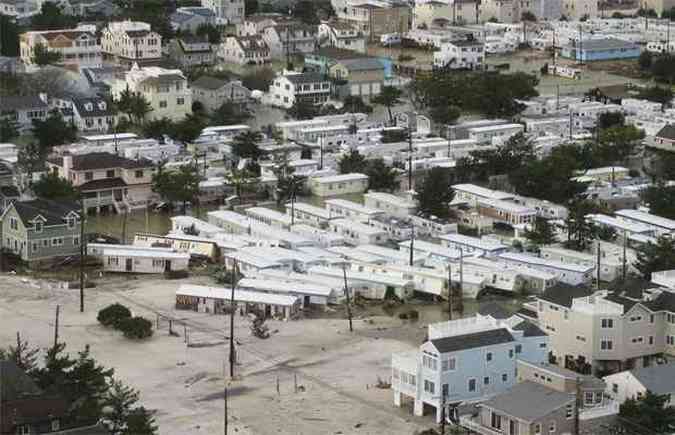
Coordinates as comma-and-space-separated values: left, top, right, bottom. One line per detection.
1, 199, 82, 262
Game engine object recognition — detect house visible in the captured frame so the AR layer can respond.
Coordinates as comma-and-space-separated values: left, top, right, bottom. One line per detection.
245, 206, 292, 229
308, 265, 414, 299
261, 23, 317, 59
324, 198, 383, 222
269, 71, 332, 109
168, 36, 215, 68
539, 245, 626, 283
586, 214, 654, 238
309, 173, 368, 197
201, 0, 245, 25
1, 199, 81, 262
0, 360, 83, 434
652, 124, 675, 152
101, 21, 162, 67
467, 123, 525, 145
337, 1, 411, 41
0, 94, 48, 133
237, 13, 291, 36
533, 282, 675, 374
111, 64, 192, 122
133, 232, 223, 260
19, 26, 102, 71
561, 0, 597, 19
362, 193, 416, 219
291, 223, 346, 247
218, 35, 270, 65
191, 76, 250, 112
318, 21, 366, 53
237, 277, 335, 306
170, 7, 216, 33
392, 314, 548, 423
433, 39, 485, 70
96, 244, 190, 273
70, 96, 115, 133
477, 198, 537, 226
561, 38, 640, 62
498, 252, 594, 286
459, 381, 576, 435
452, 183, 514, 206
604, 363, 675, 405
438, 233, 508, 257
328, 218, 388, 245
329, 56, 385, 98
47, 153, 156, 214
176, 284, 300, 319
286, 202, 333, 226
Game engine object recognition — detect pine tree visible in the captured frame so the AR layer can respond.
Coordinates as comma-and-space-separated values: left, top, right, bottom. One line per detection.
103, 379, 140, 434
524, 217, 557, 248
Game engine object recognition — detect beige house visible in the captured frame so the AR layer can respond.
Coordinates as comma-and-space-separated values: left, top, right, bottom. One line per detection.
168, 36, 215, 68
111, 64, 192, 122
20, 27, 102, 71
101, 21, 162, 67
329, 57, 385, 98
414, 0, 479, 28
318, 21, 367, 53
47, 153, 156, 214
561, 0, 597, 19
218, 35, 270, 65
309, 173, 369, 197
191, 76, 251, 112
535, 283, 675, 375
337, 2, 411, 41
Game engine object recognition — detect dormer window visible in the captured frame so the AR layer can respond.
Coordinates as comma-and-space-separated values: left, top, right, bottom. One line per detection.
67, 217, 76, 229
98, 102, 107, 110
35, 221, 43, 233
85, 103, 93, 111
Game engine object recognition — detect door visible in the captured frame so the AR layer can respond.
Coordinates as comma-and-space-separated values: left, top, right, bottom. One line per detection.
165, 260, 171, 272
303, 295, 310, 307
125, 258, 132, 272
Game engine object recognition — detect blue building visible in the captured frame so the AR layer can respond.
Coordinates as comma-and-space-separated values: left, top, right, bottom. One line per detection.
561, 38, 640, 62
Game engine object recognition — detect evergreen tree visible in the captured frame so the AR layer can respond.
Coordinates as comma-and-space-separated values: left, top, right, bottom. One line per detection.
416, 167, 455, 218
635, 236, 675, 280
372, 86, 402, 125
365, 159, 399, 192
152, 164, 201, 212
231, 131, 265, 161
620, 390, 675, 433
524, 217, 557, 248
0, 334, 40, 373
338, 149, 367, 174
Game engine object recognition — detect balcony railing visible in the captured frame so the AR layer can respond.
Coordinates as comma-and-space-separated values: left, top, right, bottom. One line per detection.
579, 401, 620, 420
459, 415, 504, 435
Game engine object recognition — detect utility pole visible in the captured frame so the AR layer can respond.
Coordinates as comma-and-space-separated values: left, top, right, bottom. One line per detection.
556, 84, 560, 111
229, 260, 239, 378
79, 196, 85, 313
440, 393, 446, 435
224, 386, 228, 435
54, 305, 60, 348
578, 24, 583, 65
409, 225, 415, 266
596, 243, 601, 290
573, 377, 581, 435
459, 247, 464, 301
622, 230, 627, 281
569, 109, 573, 139
447, 265, 452, 321
341, 264, 353, 332
407, 128, 413, 191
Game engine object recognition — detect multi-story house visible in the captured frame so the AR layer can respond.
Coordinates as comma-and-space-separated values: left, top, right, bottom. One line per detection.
561, 0, 597, 19
392, 314, 548, 422
534, 282, 675, 375
479, 0, 516, 23
1, 199, 82, 262
218, 35, 270, 65
269, 72, 331, 109
191, 76, 251, 112
0, 95, 48, 133
168, 36, 216, 68
19, 26, 102, 71
101, 21, 162, 67
47, 152, 156, 214
652, 124, 675, 152
201, 0, 244, 25
318, 21, 367, 53
70, 96, 115, 133
413, 0, 479, 28
111, 65, 192, 122
336, 1, 411, 41
261, 23, 318, 59
237, 13, 291, 36
170, 6, 216, 33
433, 39, 485, 70
329, 57, 385, 98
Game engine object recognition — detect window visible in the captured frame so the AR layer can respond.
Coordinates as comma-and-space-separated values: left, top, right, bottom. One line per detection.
491, 412, 501, 430
484, 376, 490, 385
67, 217, 75, 229
649, 336, 654, 345
549, 421, 556, 433
509, 349, 514, 358
442, 357, 456, 371
35, 221, 42, 233
612, 383, 618, 393
486, 352, 493, 362
502, 373, 508, 382
650, 314, 655, 323
534, 423, 542, 435
159, 101, 167, 108
564, 310, 569, 320
85, 171, 93, 181
177, 97, 185, 105
668, 336, 675, 346
601, 318, 614, 328
515, 344, 522, 354
585, 392, 593, 405
630, 315, 643, 322
423, 379, 435, 394
468, 378, 476, 392
422, 354, 437, 370
106, 169, 115, 178
539, 343, 547, 348
566, 403, 574, 418
32, 242, 38, 252
135, 170, 144, 178
600, 339, 613, 350
73, 237, 79, 246
9, 217, 17, 230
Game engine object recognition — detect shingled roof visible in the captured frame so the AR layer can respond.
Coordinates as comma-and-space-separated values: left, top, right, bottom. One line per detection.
430, 328, 514, 353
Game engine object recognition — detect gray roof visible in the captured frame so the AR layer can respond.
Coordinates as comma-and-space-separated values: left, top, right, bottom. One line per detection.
285, 73, 329, 84
192, 75, 227, 90
481, 381, 574, 422
576, 38, 639, 51
430, 328, 514, 353
512, 320, 547, 337
539, 283, 593, 308
630, 363, 675, 395
12, 199, 80, 226
337, 57, 384, 72
1, 95, 47, 111
656, 124, 675, 141
478, 301, 511, 319
72, 97, 113, 117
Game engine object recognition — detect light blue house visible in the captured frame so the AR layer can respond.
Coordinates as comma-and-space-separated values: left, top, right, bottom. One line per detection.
561, 38, 640, 62
391, 314, 549, 423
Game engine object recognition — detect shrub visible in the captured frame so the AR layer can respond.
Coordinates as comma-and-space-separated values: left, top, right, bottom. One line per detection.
97, 303, 132, 328
119, 316, 154, 339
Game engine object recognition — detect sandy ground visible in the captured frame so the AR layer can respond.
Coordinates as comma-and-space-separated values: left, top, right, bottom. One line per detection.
0, 274, 434, 435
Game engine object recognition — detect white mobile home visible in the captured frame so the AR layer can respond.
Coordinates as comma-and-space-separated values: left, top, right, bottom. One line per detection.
237, 278, 335, 306
477, 198, 537, 226
498, 252, 593, 286
438, 233, 509, 257
363, 192, 417, 219
223, 251, 284, 274
614, 209, 675, 237
245, 207, 292, 230
539, 245, 623, 282
101, 246, 190, 273
467, 123, 524, 144
366, 215, 414, 242
409, 214, 458, 237
452, 184, 514, 206
586, 214, 654, 237
354, 244, 427, 266
327, 246, 391, 264
133, 232, 224, 260
238, 246, 326, 272
328, 219, 388, 245
175, 284, 299, 319
324, 198, 384, 222
287, 202, 333, 226
309, 173, 368, 197
171, 215, 225, 237
291, 224, 345, 247
307, 265, 414, 300
398, 239, 463, 267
